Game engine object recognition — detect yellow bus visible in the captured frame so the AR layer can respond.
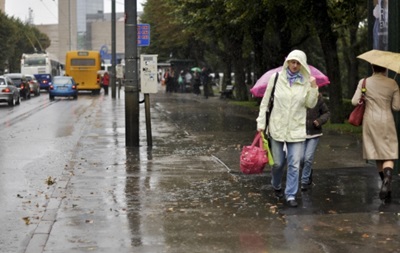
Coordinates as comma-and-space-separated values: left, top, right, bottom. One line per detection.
65, 51, 101, 94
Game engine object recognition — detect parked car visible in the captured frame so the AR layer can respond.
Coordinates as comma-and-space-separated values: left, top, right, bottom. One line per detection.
4, 73, 31, 99
25, 74, 41, 96
49, 76, 78, 100
0, 75, 21, 106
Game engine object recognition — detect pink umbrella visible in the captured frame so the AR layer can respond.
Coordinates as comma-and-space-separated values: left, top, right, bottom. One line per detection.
250, 65, 330, 98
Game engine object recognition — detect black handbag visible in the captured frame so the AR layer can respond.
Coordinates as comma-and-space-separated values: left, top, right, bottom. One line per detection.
264, 73, 279, 135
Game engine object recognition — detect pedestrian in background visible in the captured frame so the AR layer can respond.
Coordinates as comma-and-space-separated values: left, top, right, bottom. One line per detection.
164, 68, 174, 93
351, 64, 400, 202
116, 62, 124, 88
102, 72, 110, 95
178, 70, 185, 93
256, 49, 319, 207
193, 71, 201, 95
301, 93, 330, 191
200, 67, 210, 99
184, 70, 192, 93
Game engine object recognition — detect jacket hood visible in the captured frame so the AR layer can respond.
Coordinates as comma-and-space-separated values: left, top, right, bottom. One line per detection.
282, 50, 311, 80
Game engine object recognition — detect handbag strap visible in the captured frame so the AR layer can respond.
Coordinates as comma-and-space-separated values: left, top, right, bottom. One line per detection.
269, 73, 279, 109
251, 132, 262, 147
264, 73, 279, 136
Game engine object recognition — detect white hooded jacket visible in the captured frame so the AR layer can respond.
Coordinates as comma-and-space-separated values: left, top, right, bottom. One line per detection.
256, 50, 319, 142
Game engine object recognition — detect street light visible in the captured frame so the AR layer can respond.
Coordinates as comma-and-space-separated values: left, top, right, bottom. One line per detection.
68, 0, 71, 50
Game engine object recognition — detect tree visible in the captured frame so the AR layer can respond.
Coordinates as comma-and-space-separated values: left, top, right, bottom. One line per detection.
140, 0, 195, 61
332, 0, 368, 98
0, 13, 51, 73
309, 0, 344, 123
0, 13, 17, 73
140, 0, 369, 119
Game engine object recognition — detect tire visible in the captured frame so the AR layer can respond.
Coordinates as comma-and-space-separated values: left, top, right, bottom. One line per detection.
73, 95, 78, 100
8, 97, 14, 106
49, 95, 54, 100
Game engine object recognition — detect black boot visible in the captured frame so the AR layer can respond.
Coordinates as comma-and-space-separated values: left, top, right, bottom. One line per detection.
379, 168, 392, 201
379, 171, 384, 181
379, 170, 392, 202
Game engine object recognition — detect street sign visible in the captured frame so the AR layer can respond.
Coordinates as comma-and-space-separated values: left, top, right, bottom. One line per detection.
137, 24, 150, 47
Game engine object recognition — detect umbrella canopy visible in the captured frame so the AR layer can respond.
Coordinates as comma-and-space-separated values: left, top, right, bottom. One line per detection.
250, 65, 330, 98
357, 50, 400, 73
191, 67, 201, 72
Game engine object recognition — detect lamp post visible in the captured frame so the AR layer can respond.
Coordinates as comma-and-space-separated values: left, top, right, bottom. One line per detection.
111, 0, 116, 98
68, 0, 71, 50
125, 0, 139, 146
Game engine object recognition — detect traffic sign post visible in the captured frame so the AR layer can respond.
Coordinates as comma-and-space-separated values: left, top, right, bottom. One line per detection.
137, 24, 150, 47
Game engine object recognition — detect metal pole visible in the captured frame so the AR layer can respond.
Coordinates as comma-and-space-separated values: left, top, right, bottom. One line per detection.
144, 94, 152, 146
68, 0, 71, 50
111, 0, 116, 98
125, 0, 139, 146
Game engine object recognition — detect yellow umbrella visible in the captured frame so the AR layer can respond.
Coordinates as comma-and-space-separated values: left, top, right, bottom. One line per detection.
357, 50, 400, 74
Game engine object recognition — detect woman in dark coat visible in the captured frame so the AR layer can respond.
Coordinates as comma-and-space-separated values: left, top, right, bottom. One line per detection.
301, 93, 330, 191
351, 64, 400, 202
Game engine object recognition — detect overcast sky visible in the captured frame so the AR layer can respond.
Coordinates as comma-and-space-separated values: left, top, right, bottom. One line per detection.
5, 0, 145, 25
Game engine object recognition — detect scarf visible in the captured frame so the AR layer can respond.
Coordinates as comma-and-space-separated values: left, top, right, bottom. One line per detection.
286, 68, 303, 86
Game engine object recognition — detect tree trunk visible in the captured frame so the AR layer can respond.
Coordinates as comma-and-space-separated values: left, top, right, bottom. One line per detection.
347, 25, 360, 98
225, 30, 247, 100
311, 0, 344, 123
249, 20, 266, 84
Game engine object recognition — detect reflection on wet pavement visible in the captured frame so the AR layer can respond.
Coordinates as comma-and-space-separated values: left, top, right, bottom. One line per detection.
44, 91, 400, 253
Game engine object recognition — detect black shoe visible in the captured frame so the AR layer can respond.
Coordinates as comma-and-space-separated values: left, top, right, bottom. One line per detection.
287, 199, 298, 207
385, 191, 392, 203
301, 181, 312, 191
274, 189, 284, 199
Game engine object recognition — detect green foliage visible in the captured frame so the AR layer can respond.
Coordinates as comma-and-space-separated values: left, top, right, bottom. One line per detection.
0, 13, 51, 73
324, 121, 363, 136
341, 98, 357, 119
0, 12, 17, 73
140, 0, 369, 116
230, 98, 362, 136
229, 100, 259, 109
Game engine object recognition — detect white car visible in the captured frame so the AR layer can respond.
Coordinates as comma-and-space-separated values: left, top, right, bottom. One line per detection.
0, 75, 21, 106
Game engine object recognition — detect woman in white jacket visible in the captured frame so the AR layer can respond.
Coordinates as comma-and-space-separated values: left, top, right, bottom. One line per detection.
256, 49, 318, 207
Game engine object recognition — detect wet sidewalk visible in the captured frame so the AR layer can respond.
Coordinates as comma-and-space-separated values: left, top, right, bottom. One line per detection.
28, 89, 400, 253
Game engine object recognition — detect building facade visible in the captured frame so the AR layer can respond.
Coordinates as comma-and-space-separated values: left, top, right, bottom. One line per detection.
58, 0, 78, 62
27, 0, 141, 66
0, 0, 5, 13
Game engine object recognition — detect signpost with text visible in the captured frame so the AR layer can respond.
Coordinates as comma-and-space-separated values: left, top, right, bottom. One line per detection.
137, 24, 150, 47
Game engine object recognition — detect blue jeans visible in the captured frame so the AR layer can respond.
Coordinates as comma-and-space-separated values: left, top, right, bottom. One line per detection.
270, 138, 305, 201
301, 137, 320, 184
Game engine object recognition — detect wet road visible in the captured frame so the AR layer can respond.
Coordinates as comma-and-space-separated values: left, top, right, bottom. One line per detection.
0, 88, 399, 253
0, 92, 103, 252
